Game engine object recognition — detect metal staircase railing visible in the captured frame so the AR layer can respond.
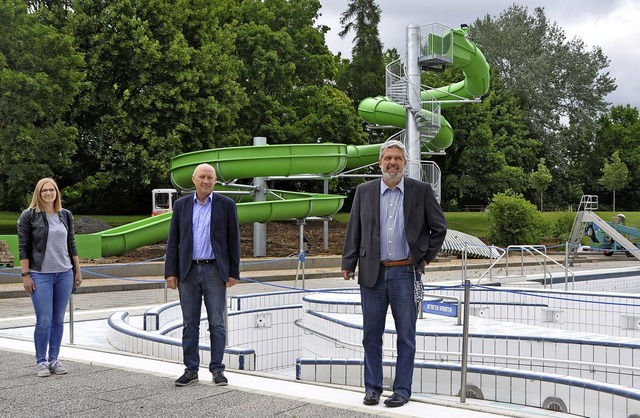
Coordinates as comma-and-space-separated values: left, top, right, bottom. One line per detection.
415, 98, 441, 139
385, 59, 408, 105
566, 195, 597, 266
385, 58, 442, 150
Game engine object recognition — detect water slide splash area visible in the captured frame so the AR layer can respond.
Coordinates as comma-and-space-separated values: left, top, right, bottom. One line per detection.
0, 25, 489, 260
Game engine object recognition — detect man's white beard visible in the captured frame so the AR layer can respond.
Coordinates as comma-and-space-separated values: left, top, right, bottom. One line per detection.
382, 167, 404, 182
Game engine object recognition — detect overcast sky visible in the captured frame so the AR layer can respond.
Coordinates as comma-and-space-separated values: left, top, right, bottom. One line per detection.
317, 0, 640, 109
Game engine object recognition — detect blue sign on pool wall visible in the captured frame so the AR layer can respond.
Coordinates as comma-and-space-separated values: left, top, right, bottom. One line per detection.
423, 300, 458, 317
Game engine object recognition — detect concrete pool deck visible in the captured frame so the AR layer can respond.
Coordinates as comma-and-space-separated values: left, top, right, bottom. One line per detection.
1, 255, 633, 417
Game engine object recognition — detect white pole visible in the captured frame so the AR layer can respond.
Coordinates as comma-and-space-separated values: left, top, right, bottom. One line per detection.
406, 25, 422, 181
253, 137, 267, 257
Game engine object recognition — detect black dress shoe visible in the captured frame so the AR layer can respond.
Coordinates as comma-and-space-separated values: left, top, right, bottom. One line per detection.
363, 391, 380, 405
384, 392, 408, 407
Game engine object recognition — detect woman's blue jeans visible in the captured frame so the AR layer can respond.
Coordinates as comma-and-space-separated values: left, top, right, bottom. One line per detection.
360, 264, 420, 399
178, 262, 227, 373
30, 269, 74, 364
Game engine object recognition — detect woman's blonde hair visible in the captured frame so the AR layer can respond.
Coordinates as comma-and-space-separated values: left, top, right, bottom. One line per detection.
28, 178, 62, 213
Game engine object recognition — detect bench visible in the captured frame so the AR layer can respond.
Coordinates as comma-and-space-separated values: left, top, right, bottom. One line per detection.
464, 205, 485, 212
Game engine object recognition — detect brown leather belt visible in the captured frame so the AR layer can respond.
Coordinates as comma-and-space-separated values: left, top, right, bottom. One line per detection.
381, 257, 412, 267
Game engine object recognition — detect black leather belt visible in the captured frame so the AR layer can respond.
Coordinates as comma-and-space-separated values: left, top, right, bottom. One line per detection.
193, 259, 216, 264
381, 257, 412, 267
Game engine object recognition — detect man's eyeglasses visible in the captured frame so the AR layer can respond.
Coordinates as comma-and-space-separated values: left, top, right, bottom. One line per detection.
41, 188, 56, 194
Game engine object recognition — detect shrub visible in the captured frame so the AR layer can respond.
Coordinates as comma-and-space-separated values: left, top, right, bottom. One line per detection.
486, 192, 545, 247
551, 211, 577, 243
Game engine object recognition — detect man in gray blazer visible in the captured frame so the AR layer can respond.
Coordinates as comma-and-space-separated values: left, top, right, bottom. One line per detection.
165, 163, 240, 387
341, 140, 447, 407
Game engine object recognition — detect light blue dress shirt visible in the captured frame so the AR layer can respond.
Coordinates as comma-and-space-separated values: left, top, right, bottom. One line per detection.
192, 194, 215, 260
379, 178, 410, 261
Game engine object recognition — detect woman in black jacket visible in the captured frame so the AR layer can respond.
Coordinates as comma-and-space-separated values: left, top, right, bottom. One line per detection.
17, 178, 82, 377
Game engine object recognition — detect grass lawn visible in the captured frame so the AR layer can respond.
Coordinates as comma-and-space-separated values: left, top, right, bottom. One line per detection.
338, 211, 640, 242
2, 211, 640, 241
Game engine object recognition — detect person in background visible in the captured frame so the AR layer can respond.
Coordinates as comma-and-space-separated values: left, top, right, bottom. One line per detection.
341, 140, 447, 407
164, 163, 241, 387
17, 177, 83, 377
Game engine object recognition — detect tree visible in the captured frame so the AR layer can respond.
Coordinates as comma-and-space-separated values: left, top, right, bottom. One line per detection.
228, 0, 365, 147
0, 0, 366, 214
0, 0, 84, 210
431, 69, 538, 209
530, 158, 552, 211
65, 0, 249, 214
598, 151, 629, 212
470, 5, 616, 209
471, 6, 614, 140
590, 105, 640, 210
336, 0, 386, 105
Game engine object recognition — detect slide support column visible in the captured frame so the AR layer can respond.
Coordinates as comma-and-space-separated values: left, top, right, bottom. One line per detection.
406, 25, 422, 181
253, 136, 267, 257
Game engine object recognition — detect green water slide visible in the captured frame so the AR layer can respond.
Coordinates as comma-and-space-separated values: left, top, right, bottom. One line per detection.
0, 28, 488, 261
1, 28, 487, 261
168, 142, 381, 224
0, 143, 383, 260
358, 27, 490, 151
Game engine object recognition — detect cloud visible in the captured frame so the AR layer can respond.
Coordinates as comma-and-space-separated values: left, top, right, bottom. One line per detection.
318, 0, 640, 108
561, 0, 640, 106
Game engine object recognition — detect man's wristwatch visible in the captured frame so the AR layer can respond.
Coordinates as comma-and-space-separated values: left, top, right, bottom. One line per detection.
21, 272, 30, 277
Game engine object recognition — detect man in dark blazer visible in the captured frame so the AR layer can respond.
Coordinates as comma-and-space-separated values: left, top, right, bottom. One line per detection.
342, 140, 447, 407
165, 163, 240, 387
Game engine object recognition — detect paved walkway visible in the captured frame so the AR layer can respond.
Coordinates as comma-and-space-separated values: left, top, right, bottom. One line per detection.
1, 255, 625, 417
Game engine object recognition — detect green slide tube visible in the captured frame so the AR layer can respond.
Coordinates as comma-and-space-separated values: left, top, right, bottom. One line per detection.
358, 27, 490, 148
425, 28, 490, 104
1, 27, 489, 261
170, 143, 350, 186
0, 143, 383, 260
358, 97, 455, 151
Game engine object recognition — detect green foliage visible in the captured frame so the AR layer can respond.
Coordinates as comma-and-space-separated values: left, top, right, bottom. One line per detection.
0, 0, 366, 214
228, 0, 365, 147
486, 192, 545, 246
0, 0, 84, 210
64, 0, 249, 213
336, 0, 385, 104
589, 105, 640, 210
437, 71, 537, 208
598, 150, 629, 212
549, 211, 576, 243
600, 151, 630, 191
3, 0, 638, 217
530, 158, 552, 210
470, 5, 616, 210
471, 5, 614, 140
